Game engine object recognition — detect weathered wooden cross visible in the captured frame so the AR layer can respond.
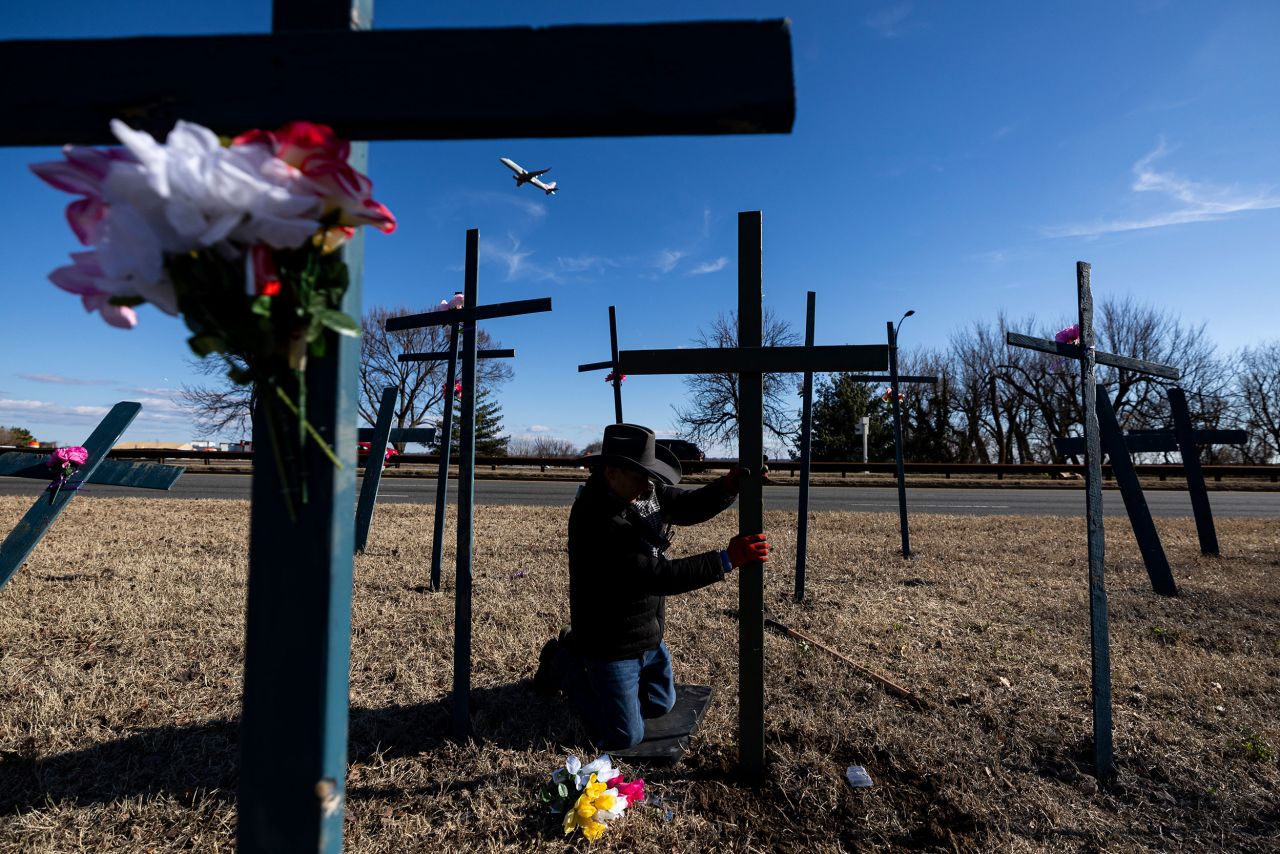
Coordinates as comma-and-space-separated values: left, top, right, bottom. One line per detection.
1055, 386, 1245, 558
386, 229, 552, 740
0, 402, 185, 591
1006, 261, 1180, 781
577, 305, 626, 424
394, 293, 517, 591
618, 211, 887, 781
4, 1, 792, 847
353, 386, 436, 554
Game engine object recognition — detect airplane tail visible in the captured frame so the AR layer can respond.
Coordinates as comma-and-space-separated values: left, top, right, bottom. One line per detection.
543, 183, 557, 195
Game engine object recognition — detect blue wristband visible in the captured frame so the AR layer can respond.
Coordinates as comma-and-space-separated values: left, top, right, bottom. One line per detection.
719, 549, 733, 574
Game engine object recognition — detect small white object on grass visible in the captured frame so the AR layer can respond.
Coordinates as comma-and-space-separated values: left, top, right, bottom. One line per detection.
845, 766, 874, 788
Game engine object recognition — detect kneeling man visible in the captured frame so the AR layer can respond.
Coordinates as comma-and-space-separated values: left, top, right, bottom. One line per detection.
535, 423, 769, 749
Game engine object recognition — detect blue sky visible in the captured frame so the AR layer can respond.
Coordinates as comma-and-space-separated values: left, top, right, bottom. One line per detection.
2, 1, 1277, 454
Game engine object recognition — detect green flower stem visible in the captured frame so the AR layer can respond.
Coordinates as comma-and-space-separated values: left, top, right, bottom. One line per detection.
273, 384, 343, 470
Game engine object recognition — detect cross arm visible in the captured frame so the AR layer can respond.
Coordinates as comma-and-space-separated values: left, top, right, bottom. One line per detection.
1054, 428, 1247, 456
618, 344, 888, 375
357, 427, 436, 444
385, 299, 552, 332
398, 349, 515, 362
841, 374, 938, 384
1005, 332, 1181, 380
0, 451, 184, 490
1, 21, 794, 147
578, 360, 615, 372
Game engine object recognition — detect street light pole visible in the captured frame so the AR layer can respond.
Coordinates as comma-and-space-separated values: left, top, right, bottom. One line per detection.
889, 310, 914, 558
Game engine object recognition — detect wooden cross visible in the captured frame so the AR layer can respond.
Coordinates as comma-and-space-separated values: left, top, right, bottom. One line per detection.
617, 211, 887, 781
0, 402, 184, 590
396, 304, 517, 591
4, 1, 792, 846
1006, 261, 1180, 782
1055, 386, 1245, 558
353, 387, 436, 554
385, 229, 552, 740
577, 305, 625, 424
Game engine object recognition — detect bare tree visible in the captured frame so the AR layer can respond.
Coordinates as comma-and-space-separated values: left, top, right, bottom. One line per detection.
177, 356, 255, 440
360, 304, 513, 443
672, 308, 800, 449
507, 435, 579, 457
1236, 341, 1280, 463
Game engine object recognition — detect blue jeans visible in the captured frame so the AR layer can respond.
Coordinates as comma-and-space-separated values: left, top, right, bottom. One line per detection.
553, 641, 676, 749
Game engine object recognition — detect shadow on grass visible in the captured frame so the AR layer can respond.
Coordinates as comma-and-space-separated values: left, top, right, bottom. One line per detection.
0, 679, 580, 814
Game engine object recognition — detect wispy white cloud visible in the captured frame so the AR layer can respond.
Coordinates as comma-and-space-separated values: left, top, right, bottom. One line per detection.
866, 3, 915, 38
527, 424, 551, 433
652, 249, 687, 274
480, 233, 559, 283
440, 190, 546, 221
16, 373, 115, 386
971, 249, 1008, 267
555, 254, 618, 274
991, 122, 1020, 141
1045, 138, 1280, 238
688, 257, 729, 275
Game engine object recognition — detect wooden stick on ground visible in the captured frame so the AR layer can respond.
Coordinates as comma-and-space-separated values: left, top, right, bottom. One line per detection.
762, 615, 928, 708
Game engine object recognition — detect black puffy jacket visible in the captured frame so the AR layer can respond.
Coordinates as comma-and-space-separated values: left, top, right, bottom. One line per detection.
567, 471, 736, 661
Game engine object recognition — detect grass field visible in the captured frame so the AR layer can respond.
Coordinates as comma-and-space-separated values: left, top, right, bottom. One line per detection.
1, 496, 1276, 852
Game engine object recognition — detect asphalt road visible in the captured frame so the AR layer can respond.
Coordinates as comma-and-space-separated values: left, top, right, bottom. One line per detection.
2, 473, 1279, 517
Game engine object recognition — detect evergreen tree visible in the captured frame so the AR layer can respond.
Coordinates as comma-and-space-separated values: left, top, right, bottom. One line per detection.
0, 425, 36, 446
430, 386, 509, 456
805, 374, 895, 461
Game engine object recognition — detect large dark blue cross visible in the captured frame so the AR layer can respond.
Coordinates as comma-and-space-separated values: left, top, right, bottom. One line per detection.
4, 1, 793, 847
385, 228, 552, 740
577, 305, 626, 424
0, 402, 184, 590
353, 386, 436, 554
1006, 261, 1180, 782
1054, 386, 1246, 559
396, 313, 516, 591
618, 211, 888, 783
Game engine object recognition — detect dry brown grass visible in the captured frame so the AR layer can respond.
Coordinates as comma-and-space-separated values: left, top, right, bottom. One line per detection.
0, 495, 1276, 852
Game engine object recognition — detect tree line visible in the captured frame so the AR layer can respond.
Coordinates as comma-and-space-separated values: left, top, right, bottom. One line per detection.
794, 300, 1279, 464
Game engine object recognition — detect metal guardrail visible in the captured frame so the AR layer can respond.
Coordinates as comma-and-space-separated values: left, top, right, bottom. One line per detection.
23, 447, 1272, 483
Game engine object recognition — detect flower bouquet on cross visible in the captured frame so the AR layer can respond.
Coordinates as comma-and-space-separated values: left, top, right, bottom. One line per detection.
1051, 323, 1081, 372
444, 380, 463, 401
537, 754, 644, 841
881, 387, 905, 405
604, 371, 626, 383
32, 119, 396, 518
46, 446, 88, 504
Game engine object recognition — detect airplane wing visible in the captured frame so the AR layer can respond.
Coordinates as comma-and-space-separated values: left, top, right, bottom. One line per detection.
499, 157, 525, 175
526, 167, 551, 179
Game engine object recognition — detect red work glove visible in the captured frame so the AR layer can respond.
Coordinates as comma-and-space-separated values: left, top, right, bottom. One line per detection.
726, 533, 770, 568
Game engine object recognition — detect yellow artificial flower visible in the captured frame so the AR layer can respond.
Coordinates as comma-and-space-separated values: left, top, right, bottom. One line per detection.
562, 773, 619, 841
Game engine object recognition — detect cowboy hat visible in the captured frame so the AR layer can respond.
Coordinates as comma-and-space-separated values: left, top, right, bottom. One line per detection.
576, 423, 682, 485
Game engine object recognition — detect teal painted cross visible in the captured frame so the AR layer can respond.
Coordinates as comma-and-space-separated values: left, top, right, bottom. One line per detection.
398, 332, 516, 591
618, 211, 888, 783
0, 402, 184, 591
353, 386, 436, 554
4, 1, 793, 848
1006, 261, 1180, 783
577, 306, 626, 424
386, 229, 553, 739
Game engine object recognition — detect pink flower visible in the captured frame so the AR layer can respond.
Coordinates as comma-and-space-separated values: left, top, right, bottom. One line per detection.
251, 244, 282, 297
48, 446, 89, 468
234, 121, 396, 234
881, 387, 904, 404
612, 777, 644, 804
443, 380, 463, 400
604, 371, 626, 383
48, 252, 139, 329
30, 144, 136, 245
1054, 324, 1081, 345
433, 292, 465, 312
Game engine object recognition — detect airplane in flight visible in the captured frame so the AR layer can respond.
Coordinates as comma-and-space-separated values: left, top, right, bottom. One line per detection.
500, 157, 558, 195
